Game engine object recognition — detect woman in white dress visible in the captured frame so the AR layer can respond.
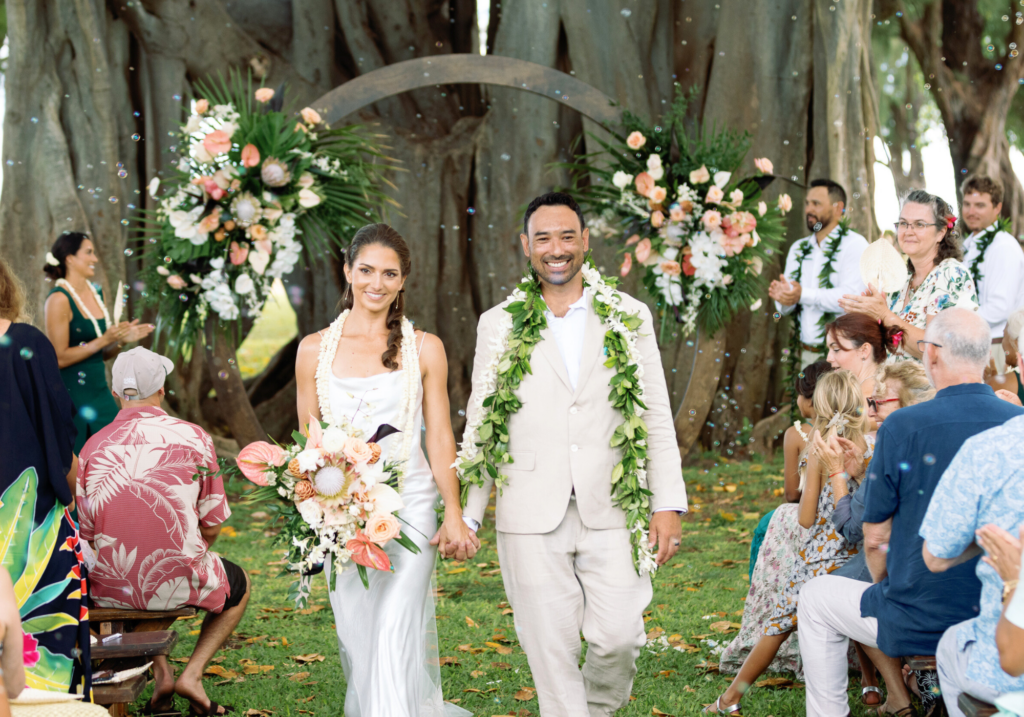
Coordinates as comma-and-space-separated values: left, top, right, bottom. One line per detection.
294, 224, 477, 716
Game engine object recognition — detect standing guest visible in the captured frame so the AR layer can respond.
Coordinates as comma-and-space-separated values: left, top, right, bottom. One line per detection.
996, 307, 1024, 404
43, 232, 153, 452
708, 370, 868, 713
840, 190, 978, 364
0, 257, 90, 697
769, 179, 868, 367
824, 312, 890, 401
77, 348, 249, 717
921, 414, 1024, 716
796, 308, 1023, 716
959, 175, 1024, 382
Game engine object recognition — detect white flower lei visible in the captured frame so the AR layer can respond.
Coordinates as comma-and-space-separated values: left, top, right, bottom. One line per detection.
457, 263, 658, 574
314, 309, 419, 494
55, 279, 111, 340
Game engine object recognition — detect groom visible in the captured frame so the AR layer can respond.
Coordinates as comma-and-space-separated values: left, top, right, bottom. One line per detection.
461, 193, 688, 716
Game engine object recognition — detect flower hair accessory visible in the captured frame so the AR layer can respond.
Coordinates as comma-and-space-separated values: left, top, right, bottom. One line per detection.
946, 216, 957, 229
45, 252, 60, 267
825, 411, 849, 436
890, 330, 904, 347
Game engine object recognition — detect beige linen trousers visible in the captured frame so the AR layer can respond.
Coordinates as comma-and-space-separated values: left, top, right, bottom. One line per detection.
464, 291, 688, 716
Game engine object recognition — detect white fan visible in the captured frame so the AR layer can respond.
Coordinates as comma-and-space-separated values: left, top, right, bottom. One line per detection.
859, 239, 908, 293
112, 280, 125, 325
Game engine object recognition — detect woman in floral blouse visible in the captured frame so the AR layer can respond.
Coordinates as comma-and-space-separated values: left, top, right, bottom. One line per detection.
840, 190, 978, 363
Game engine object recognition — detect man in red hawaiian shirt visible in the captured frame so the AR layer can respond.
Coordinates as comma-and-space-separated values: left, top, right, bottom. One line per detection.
77, 347, 249, 716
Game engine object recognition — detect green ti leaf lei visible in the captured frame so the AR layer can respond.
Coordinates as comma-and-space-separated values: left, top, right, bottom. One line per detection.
967, 218, 1010, 290
456, 258, 658, 574
786, 217, 850, 415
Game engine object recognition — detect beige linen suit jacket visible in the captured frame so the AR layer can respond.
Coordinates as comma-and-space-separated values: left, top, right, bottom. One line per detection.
463, 290, 688, 534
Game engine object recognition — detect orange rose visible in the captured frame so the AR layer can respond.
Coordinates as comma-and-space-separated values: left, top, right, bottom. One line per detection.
255, 87, 275, 103
660, 260, 682, 276
195, 99, 209, 114
650, 210, 665, 228
626, 131, 647, 150
650, 186, 668, 205
634, 172, 655, 198
300, 107, 323, 125
365, 514, 401, 546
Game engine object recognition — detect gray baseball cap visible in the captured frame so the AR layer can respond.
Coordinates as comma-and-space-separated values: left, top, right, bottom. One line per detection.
112, 347, 174, 400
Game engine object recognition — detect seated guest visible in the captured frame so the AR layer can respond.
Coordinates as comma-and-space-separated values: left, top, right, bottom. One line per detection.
707, 370, 868, 713
840, 190, 978, 364
975, 523, 1024, 716
921, 417, 1024, 715
994, 307, 1024, 405
825, 312, 890, 401
725, 361, 832, 678
76, 348, 249, 717
796, 308, 1024, 716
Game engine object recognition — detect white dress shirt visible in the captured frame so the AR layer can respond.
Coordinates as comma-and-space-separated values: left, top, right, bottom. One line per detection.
962, 222, 1024, 339
775, 226, 868, 345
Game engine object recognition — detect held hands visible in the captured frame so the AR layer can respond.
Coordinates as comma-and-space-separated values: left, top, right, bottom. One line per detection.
649, 510, 682, 566
976, 523, 1022, 584
430, 508, 480, 562
767, 274, 801, 306
838, 283, 891, 324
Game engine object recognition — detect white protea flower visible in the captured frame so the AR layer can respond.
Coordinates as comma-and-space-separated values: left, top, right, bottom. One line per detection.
230, 192, 263, 227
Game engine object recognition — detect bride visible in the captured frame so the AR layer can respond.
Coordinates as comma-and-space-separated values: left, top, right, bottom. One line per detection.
294, 223, 477, 716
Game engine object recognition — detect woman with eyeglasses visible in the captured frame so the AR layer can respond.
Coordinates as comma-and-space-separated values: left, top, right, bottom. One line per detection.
839, 190, 978, 363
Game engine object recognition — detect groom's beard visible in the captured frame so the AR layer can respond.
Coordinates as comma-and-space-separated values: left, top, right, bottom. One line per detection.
532, 253, 584, 286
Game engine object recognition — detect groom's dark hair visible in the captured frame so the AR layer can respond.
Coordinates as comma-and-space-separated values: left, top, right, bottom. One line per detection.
523, 192, 586, 236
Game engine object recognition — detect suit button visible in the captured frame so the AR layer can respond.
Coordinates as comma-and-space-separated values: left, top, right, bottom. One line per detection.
571, 445, 578, 452
570, 407, 578, 414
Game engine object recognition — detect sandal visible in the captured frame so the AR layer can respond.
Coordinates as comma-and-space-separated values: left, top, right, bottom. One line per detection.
702, 697, 742, 714
140, 697, 181, 717
187, 702, 235, 717
862, 686, 884, 706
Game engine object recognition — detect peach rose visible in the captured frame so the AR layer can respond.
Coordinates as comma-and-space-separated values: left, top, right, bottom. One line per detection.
689, 165, 711, 184
235, 440, 286, 486
718, 231, 747, 257
255, 87, 275, 103
166, 275, 187, 290
650, 210, 665, 228
300, 107, 322, 125
229, 241, 249, 266
757, 201, 768, 217
705, 185, 724, 205
197, 208, 222, 234
365, 513, 402, 546
241, 144, 260, 168
634, 172, 655, 198
701, 210, 722, 231
626, 131, 647, 150
249, 224, 268, 241
195, 99, 209, 114
754, 157, 774, 174
202, 130, 232, 156
724, 211, 757, 236
635, 237, 653, 264
625, 234, 641, 246
620, 252, 633, 277
778, 193, 793, 214
669, 205, 686, 222
202, 178, 225, 201
343, 437, 374, 465
660, 260, 682, 276
650, 186, 668, 205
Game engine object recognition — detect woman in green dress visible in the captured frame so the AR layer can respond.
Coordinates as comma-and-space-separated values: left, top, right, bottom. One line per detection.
43, 232, 153, 452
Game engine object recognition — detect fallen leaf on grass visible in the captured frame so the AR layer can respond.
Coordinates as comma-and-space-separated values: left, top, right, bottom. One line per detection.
204, 666, 239, 679
652, 708, 674, 716
298, 606, 325, 615
514, 687, 536, 701
695, 661, 720, 673
243, 665, 274, 674
457, 644, 487, 654
485, 642, 513, 655
742, 512, 760, 520
464, 688, 482, 693
465, 616, 479, 628
245, 635, 268, 644
471, 670, 486, 678
773, 487, 785, 497
657, 670, 675, 678
291, 654, 326, 664
447, 568, 468, 574
709, 621, 735, 633
297, 695, 315, 703
491, 662, 512, 670
501, 608, 514, 615
646, 626, 665, 640
296, 712, 314, 715
243, 710, 273, 716
755, 677, 805, 689
437, 656, 460, 666
220, 526, 238, 538
682, 685, 696, 693
685, 587, 700, 592
718, 511, 737, 522
288, 672, 311, 682
189, 630, 201, 635
171, 657, 190, 664
249, 570, 263, 575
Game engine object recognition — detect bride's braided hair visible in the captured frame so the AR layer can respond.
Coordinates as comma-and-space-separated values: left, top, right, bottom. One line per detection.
340, 224, 412, 370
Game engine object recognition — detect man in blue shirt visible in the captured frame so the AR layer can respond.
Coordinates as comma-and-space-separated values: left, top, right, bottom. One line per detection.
921, 412, 1024, 715
798, 309, 1024, 715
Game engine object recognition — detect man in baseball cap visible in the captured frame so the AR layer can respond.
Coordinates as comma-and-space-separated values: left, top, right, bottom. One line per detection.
111, 346, 174, 402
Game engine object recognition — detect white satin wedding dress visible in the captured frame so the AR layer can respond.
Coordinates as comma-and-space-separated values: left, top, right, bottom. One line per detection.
325, 365, 470, 717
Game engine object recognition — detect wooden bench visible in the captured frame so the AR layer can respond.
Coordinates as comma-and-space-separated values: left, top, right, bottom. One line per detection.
958, 693, 998, 717
90, 607, 196, 636
92, 631, 179, 717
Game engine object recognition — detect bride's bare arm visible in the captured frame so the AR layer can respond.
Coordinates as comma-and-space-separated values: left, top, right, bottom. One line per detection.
295, 332, 324, 428
419, 332, 477, 561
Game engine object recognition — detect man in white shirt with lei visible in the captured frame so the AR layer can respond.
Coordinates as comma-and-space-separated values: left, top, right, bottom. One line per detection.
768, 179, 868, 369
959, 174, 1024, 380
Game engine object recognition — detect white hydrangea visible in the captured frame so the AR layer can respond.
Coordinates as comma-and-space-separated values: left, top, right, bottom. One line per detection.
687, 231, 727, 288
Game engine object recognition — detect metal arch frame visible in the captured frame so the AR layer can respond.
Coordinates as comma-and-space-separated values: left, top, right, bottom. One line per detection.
311, 54, 622, 127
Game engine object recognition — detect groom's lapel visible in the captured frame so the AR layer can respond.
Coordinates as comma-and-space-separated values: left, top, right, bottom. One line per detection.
572, 303, 604, 401
537, 325, 573, 393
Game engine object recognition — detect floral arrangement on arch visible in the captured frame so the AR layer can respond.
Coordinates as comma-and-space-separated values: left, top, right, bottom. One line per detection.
137, 72, 391, 354
237, 417, 419, 607
568, 87, 792, 338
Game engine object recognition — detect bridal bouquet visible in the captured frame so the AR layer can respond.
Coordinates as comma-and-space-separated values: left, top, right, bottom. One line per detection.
136, 71, 389, 355
567, 85, 789, 338
236, 416, 419, 607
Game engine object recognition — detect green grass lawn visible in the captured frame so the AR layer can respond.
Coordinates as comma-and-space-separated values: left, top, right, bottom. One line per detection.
139, 455, 886, 717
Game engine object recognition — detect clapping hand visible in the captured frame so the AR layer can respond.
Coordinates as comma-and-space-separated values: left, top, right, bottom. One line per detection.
767, 274, 801, 306
121, 319, 156, 343
838, 283, 890, 323
811, 431, 845, 477
976, 523, 1022, 584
